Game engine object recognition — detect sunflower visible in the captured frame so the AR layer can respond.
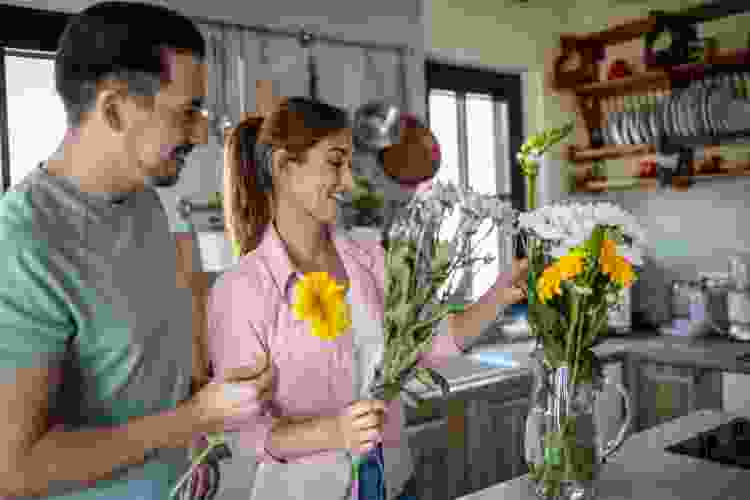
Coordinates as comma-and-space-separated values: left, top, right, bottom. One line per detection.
599, 239, 635, 288
292, 272, 351, 341
537, 264, 563, 303
557, 254, 585, 281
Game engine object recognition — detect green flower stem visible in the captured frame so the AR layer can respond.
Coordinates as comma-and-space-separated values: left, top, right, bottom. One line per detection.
170, 442, 218, 499
526, 173, 538, 211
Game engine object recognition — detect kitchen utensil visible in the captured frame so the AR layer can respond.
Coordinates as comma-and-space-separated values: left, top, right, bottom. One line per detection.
728, 290, 750, 341
608, 285, 632, 334
669, 280, 712, 338
353, 101, 441, 187
700, 272, 732, 336
729, 254, 750, 290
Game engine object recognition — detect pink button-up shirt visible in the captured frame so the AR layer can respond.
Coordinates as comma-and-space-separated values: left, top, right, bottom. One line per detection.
206, 223, 466, 465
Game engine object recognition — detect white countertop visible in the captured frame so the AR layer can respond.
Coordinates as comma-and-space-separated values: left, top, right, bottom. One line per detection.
458, 409, 750, 500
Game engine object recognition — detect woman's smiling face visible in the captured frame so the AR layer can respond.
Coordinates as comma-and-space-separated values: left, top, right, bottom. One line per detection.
275, 128, 355, 225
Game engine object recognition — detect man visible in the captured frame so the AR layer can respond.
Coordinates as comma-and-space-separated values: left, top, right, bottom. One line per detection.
0, 2, 273, 499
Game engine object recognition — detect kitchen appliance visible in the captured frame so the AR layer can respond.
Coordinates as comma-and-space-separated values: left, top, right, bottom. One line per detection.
727, 254, 750, 341
665, 417, 750, 469
608, 285, 632, 334
667, 279, 713, 338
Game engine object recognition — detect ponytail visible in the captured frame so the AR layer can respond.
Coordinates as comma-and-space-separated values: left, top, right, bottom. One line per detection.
223, 116, 270, 256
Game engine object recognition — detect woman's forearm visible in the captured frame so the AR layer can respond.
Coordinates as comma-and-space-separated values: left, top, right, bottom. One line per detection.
448, 272, 515, 345
266, 415, 342, 459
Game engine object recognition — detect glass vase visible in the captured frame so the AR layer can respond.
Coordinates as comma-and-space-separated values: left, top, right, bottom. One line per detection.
524, 347, 633, 500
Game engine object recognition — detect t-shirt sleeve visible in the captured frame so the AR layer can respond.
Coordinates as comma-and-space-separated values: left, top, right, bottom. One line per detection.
0, 240, 75, 371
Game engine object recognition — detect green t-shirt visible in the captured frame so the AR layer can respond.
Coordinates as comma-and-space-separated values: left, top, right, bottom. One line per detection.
0, 165, 193, 499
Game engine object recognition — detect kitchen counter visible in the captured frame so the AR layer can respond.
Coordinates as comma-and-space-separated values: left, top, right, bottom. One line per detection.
457, 409, 750, 500
415, 330, 750, 401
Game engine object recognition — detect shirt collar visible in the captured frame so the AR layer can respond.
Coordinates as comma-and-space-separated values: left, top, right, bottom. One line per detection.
254, 222, 374, 302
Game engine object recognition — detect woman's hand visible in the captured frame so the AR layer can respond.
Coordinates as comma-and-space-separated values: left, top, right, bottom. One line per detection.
336, 400, 387, 455
498, 257, 529, 305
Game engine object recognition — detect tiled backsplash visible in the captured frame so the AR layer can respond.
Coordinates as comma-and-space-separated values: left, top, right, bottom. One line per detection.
569, 175, 750, 326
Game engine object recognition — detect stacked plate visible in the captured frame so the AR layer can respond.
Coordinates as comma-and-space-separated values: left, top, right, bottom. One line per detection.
599, 71, 750, 146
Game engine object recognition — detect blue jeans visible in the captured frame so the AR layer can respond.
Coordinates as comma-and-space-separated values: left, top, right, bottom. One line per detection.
358, 444, 418, 500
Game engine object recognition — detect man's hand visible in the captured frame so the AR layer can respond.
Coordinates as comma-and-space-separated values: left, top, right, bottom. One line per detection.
186, 352, 275, 434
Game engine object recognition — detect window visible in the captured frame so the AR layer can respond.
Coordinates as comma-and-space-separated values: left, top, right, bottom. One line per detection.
1, 4, 70, 192
4, 50, 67, 188
426, 61, 525, 301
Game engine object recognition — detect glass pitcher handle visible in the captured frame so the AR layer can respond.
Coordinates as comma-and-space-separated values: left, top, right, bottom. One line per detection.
601, 379, 634, 462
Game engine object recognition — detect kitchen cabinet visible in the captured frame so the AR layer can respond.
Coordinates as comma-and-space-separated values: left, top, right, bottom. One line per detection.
405, 374, 534, 500
628, 360, 722, 432
405, 398, 467, 500
464, 376, 532, 495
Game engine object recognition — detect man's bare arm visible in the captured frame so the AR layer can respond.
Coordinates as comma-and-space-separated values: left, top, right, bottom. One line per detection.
0, 366, 204, 497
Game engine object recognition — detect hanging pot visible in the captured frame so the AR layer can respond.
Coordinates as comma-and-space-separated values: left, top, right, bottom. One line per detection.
353, 101, 441, 191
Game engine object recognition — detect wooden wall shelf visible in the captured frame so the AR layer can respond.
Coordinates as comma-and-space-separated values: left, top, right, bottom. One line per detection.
566, 144, 655, 163
574, 159, 750, 193
548, 7, 750, 193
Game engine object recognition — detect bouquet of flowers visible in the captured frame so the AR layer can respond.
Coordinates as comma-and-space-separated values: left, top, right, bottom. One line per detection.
371, 180, 517, 405
519, 200, 646, 384
518, 201, 646, 499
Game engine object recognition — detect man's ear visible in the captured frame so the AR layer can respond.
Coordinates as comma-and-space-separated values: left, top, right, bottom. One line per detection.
95, 89, 126, 133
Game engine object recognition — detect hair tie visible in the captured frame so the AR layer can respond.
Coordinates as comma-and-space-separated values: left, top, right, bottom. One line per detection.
400, 113, 418, 129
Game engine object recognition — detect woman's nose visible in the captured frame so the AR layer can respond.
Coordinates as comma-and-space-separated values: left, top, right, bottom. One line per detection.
341, 161, 356, 192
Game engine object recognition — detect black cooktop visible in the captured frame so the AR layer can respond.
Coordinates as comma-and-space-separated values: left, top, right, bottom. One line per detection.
665, 418, 750, 469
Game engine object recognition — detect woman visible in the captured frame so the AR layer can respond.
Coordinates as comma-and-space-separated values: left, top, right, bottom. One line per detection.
207, 97, 528, 500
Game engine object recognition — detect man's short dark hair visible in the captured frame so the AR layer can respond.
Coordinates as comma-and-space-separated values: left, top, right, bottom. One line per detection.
55, 1, 206, 128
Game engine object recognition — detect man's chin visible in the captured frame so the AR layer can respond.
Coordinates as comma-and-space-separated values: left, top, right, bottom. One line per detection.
144, 173, 181, 188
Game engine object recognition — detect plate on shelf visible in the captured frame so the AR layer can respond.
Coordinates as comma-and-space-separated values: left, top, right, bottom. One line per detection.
698, 80, 710, 137
705, 77, 720, 136
664, 92, 677, 137
687, 84, 701, 138
629, 104, 643, 145
677, 88, 691, 137
610, 108, 625, 146
637, 100, 652, 144
619, 105, 633, 145
649, 97, 660, 141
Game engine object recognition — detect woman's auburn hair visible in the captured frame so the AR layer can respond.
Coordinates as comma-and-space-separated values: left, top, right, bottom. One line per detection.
223, 97, 350, 256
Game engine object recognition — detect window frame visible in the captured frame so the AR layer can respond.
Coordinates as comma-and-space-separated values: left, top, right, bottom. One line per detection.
0, 4, 71, 192
425, 60, 526, 299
